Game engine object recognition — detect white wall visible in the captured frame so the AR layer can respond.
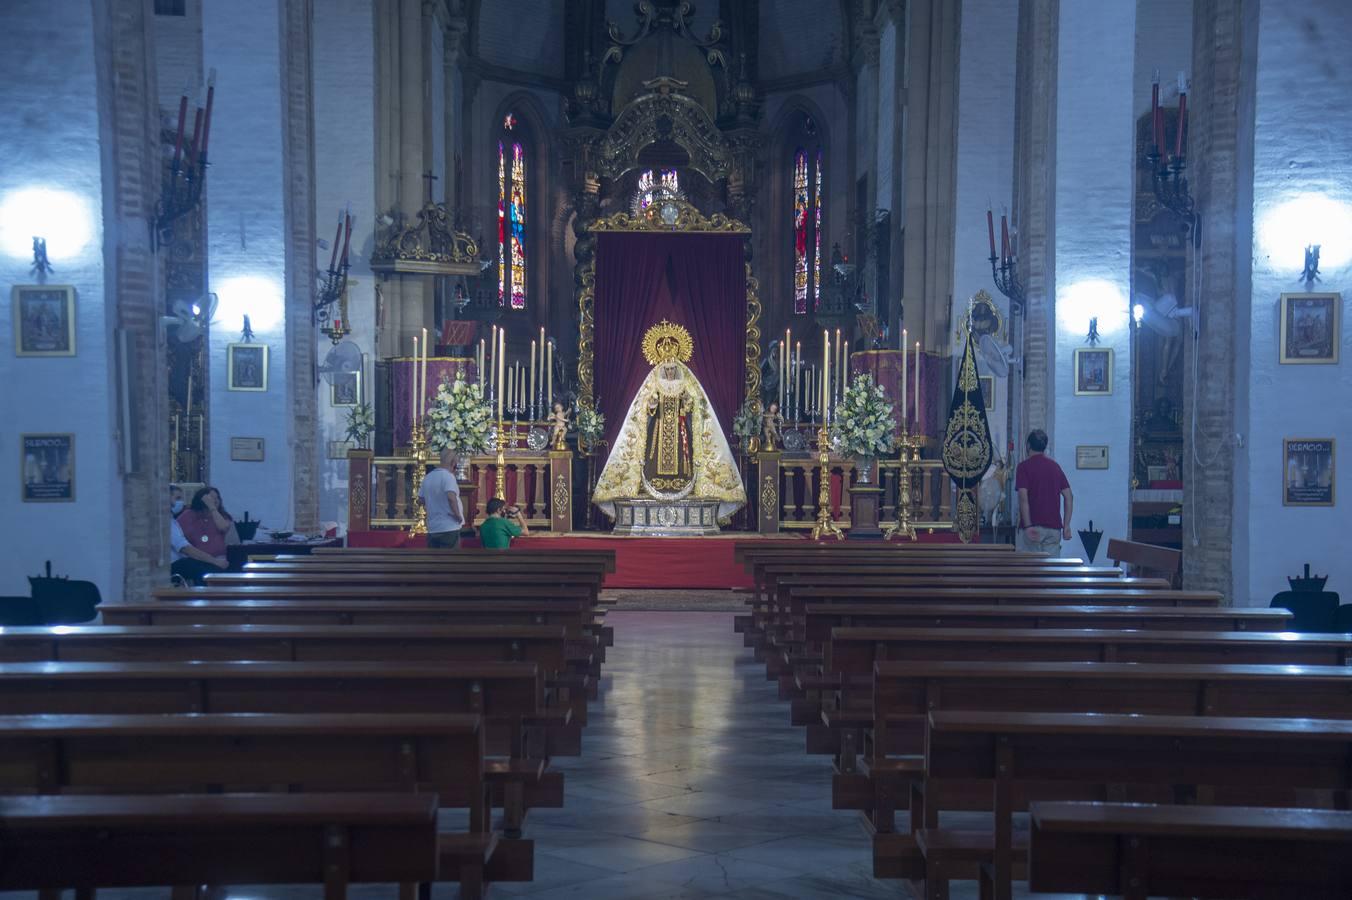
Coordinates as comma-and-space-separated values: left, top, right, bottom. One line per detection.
1241, 0, 1352, 604
0, 1, 119, 597
314, 0, 378, 531
202, 0, 294, 530
951, 0, 1018, 454
1051, 0, 1137, 544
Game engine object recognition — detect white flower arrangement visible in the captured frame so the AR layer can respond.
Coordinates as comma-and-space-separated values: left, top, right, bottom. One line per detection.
344, 402, 375, 448
576, 406, 605, 443
834, 373, 897, 457
425, 373, 493, 454
731, 397, 760, 441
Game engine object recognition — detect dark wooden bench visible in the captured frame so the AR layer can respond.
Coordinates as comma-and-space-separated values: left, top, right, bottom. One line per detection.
0, 712, 530, 891
0, 792, 441, 900
0, 659, 574, 757
104, 599, 613, 649
0, 622, 594, 723
200, 571, 608, 601
862, 660, 1352, 876
1027, 801, 1352, 900
733, 541, 1019, 566
1107, 537, 1183, 588
311, 546, 618, 573
928, 711, 1352, 899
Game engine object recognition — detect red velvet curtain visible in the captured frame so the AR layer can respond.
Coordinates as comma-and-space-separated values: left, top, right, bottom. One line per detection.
592, 232, 746, 446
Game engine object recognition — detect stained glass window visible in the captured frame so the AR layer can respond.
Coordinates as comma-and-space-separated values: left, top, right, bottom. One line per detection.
793, 150, 809, 314
496, 114, 528, 309
790, 128, 825, 314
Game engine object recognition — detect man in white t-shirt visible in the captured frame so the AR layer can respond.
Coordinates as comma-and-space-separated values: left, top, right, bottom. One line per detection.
419, 450, 464, 549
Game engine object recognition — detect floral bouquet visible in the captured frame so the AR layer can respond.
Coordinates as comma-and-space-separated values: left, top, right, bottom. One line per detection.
576, 406, 605, 445
425, 373, 493, 454
731, 396, 760, 442
834, 373, 897, 458
344, 402, 375, 448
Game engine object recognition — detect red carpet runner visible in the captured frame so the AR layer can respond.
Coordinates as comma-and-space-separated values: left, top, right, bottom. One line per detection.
346, 531, 961, 590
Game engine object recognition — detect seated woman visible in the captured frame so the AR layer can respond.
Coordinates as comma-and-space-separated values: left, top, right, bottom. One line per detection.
168, 484, 227, 585
174, 486, 234, 576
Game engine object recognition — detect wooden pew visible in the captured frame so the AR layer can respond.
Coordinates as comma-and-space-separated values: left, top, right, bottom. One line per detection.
0, 792, 440, 900
1107, 536, 1183, 588
929, 712, 1352, 899
0, 660, 567, 757
0, 712, 534, 886
801, 603, 1292, 644
203, 570, 608, 599
311, 546, 618, 574
865, 660, 1352, 878
0, 623, 593, 725
105, 599, 613, 650
1027, 801, 1352, 900
733, 541, 1020, 565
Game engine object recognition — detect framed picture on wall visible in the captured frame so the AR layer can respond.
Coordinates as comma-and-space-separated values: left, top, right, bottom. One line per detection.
1073, 348, 1113, 396
227, 343, 268, 391
331, 371, 360, 407
21, 433, 74, 502
13, 285, 76, 356
1283, 438, 1335, 507
1279, 292, 1340, 364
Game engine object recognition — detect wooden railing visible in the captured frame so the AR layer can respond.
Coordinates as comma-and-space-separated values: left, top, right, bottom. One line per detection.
347, 448, 954, 534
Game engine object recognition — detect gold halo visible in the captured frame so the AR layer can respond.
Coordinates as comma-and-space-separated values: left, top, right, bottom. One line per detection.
641, 320, 694, 366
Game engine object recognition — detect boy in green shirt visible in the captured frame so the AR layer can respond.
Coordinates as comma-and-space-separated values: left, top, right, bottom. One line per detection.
479, 498, 529, 549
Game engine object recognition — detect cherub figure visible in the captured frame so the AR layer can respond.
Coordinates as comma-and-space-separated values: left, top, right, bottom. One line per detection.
547, 402, 571, 450
760, 402, 783, 451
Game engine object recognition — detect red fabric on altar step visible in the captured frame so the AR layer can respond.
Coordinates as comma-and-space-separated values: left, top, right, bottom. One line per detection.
345, 532, 962, 589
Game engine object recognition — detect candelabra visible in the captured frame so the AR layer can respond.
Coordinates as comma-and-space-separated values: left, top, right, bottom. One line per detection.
883, 428, 925, 541
407, 421, 429, 537
1146, 149, 1196, 229
811, 425, 844, 541
157, 153, 208, 245
493, 417, 508, 500
316, 258, 351, 343
989, 252, 1025, 315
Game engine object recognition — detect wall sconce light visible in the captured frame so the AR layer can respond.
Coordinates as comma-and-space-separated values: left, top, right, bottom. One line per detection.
1132, 303, 1146, 326
1302, 244, 1322, 284
1086, 317, 1100, 346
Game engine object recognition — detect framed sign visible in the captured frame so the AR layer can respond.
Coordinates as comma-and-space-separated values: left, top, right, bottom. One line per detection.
331, 371, 361, 407
1279, 292, 1340, 364
230, 437, 265, 462
1073, 348, 1113, 396
227, 343, 268, 391
21, 433, 74, 502
1075, 445, 1109, 470
13, 285, 76, 356
1283, 438, 1334, 506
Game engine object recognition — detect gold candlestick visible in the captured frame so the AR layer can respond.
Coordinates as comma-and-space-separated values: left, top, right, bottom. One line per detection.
884, 428, 924, 541
494, 417, 507, 500
407, 421, 429, 537
811, 425, 844, 541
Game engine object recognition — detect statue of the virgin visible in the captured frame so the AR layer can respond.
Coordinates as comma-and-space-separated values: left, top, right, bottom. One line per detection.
593, 320, 746, 521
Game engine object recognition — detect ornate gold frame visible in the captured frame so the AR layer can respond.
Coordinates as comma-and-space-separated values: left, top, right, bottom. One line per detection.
577, 199, 761, 414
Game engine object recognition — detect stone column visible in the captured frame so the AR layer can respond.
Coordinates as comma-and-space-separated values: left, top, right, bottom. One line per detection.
1050, 0, 1136, 544
900, 0, 960, 356
1183, 0, 1242, 595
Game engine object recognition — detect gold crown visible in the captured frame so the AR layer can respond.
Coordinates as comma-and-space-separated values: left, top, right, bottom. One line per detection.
641, 320, 694, 365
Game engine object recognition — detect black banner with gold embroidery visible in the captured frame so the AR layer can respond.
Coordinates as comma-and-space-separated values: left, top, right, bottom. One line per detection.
941, 324, 994, 541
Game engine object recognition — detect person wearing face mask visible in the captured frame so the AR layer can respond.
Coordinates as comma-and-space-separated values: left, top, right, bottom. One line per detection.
168, 484, 229, 585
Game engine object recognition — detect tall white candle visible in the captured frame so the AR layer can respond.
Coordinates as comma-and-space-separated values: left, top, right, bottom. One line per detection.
914, 341, 921, 422
420, 327, 429, 419
547, 340, 554, 407
780, 333, 787, 410
496, 329, 505, 420
834, 328, 842, 407
529, 339, 536, 419
539, 326, 546, 411
411, 336, 419, 426
901, 329, 908, 423
822, 330, 830, 424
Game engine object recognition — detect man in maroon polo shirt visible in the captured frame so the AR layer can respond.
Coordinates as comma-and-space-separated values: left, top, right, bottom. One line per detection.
1015, 429, 1074, 555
